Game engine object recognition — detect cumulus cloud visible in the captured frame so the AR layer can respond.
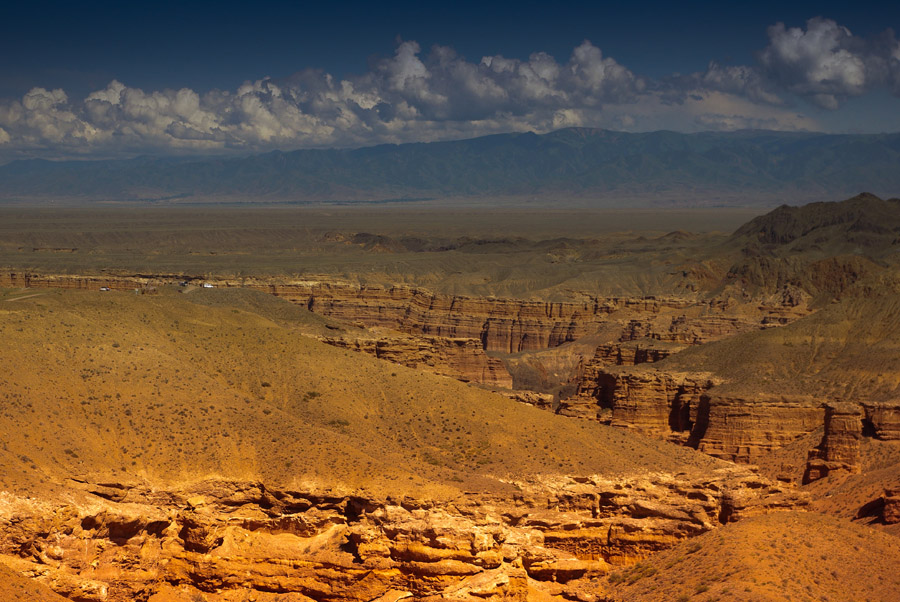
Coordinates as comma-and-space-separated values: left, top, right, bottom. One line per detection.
0, 40, 649, 158
666, 62, 783, 106
0, 24, 897, 160
759, 17, 899, 108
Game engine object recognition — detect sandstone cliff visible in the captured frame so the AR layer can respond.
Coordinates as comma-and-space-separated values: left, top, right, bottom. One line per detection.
561, 366, 828, 463
319, 334, 513, 388
0, 470, 805, 602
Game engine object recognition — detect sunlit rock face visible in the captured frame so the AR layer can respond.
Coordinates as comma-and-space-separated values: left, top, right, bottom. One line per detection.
0, 470, 806, 602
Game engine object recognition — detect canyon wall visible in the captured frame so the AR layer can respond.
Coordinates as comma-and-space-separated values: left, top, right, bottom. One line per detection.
562, 366, 826, 463
319, 334, 513, 388
4, 272, 790, 356
805, 401, 900, 482
0, 471, 806, 602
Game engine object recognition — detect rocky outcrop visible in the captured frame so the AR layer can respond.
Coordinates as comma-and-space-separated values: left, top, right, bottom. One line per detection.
2, 273, 810, 364
619, 314, 762, 345
692, 394, 824, 463
0, 472, 805, 602
0, 271, 165, 291
883, 488, 900, 524
804, 402, 863, 483
319, 334, 513, 388
261, 282, 625, 353
862, 402, 900, 440
494, 390, 555, 411
559, 369, 718, 441
801, 401, 900, 483
588, 341, 683, 367
561, 366, 826, 464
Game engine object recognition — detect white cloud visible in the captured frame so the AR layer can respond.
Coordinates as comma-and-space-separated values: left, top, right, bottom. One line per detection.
0, 25, 898, 161
0, 39, 651, 158
761, 17, 872, 108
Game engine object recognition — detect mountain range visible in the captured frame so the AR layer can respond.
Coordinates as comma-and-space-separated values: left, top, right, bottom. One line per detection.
1, 128, 900, 205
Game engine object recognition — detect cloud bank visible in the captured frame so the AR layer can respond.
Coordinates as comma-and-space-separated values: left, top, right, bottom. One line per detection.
1, 18, 899, 160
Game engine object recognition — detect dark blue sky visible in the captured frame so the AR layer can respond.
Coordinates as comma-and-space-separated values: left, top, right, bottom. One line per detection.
1, 0, 899, 160
3, 0, 897, 96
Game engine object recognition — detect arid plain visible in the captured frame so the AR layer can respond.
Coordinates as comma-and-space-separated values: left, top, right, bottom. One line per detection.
1, 196, 899, 601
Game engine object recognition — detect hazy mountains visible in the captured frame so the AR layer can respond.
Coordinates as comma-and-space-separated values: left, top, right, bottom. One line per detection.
2, 128, 900, 205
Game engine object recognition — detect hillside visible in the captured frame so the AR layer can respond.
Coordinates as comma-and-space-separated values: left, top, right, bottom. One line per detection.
661, 277, 900, 400
1, 285, 816, 602
0, 286, 724, 500
0, 564, 67, 602
606, 511, 900, 602
719, 192, 900, 296
2, 128, 900, 204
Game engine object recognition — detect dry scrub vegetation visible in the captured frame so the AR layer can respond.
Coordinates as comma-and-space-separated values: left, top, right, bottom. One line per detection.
0, 286, 723, 500
607, 511, 900, 602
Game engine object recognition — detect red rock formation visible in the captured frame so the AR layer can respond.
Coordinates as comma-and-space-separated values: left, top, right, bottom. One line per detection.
863, 402, 900, 440
260, 282, 622, 353
0, 471, 806, 602
804, 402, 863, 483
559, 368, 719, 439
694, 394, 823, 463
589, 342, 683, 367
619, 315, 761, 345
562, 365, 825, 464
883, 488, 900, 524
320, 334, 513, 388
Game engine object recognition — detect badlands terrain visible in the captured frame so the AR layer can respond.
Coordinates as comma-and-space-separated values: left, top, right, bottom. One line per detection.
0, 193, 899, 601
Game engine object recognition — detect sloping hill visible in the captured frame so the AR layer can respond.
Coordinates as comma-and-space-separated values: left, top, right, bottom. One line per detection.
606, 511, 900, 602
662, 276, 900, 400
0, 287, 724, 500
719, 192, 900, 297
0, 564, 68, 602
730, 192, 900, 257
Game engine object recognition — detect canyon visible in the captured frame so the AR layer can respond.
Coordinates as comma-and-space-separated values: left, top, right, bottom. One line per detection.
1, 195, 900, 600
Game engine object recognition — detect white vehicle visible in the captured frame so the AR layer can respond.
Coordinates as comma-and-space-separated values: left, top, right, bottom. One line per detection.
99, 287, 110, 291
202, 283, 215, 288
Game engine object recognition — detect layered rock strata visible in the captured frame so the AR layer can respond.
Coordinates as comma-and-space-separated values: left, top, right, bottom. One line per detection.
0, 471, 805, 602
2, 272, 807, 357
802, 401, 900, 481
804, 403, 863, 483
319, 334, 513, 388
694, 394, 824, 462
561, 366, 827, 463
862, 402, 900, 440
586, 340, 685, 369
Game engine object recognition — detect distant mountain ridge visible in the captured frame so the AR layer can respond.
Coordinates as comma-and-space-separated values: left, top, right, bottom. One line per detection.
2, 128, 900, 205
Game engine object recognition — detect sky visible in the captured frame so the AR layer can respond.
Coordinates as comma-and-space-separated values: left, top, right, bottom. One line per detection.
1, 0, 899, 162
